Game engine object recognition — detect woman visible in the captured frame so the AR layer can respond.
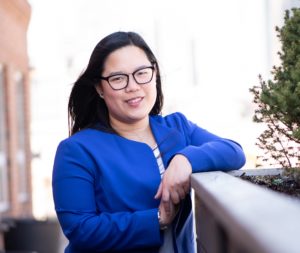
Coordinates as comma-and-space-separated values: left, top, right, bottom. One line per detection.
52, 31, 246, 253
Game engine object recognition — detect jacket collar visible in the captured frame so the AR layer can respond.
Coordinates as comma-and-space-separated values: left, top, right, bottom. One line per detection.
149, 116, 186, 166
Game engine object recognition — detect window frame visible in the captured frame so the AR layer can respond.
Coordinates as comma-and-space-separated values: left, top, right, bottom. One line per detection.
0, 64, 9, 212
15, 71, 29, 203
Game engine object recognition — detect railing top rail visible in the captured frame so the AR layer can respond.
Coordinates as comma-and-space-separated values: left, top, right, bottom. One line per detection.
191, 170, 300, 253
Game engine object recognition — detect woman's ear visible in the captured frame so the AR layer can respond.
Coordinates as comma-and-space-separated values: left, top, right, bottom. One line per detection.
95, 84, 104, 98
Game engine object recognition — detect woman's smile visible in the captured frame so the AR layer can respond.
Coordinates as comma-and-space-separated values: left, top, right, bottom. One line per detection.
126, 96, 144, 106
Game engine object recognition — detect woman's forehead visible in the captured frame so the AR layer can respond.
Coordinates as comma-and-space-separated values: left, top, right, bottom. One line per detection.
103, 46, 150, 72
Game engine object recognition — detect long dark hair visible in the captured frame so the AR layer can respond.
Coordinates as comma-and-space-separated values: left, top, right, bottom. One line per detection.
68, 31, 164, 136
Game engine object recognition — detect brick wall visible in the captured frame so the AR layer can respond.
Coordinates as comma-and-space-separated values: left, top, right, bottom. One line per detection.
0, 0, 31, 249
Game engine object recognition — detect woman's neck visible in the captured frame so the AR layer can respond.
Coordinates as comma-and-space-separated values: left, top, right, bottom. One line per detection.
110, 116, 156, 148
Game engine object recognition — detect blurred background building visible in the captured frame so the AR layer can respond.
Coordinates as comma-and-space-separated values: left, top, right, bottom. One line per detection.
0, 0, 300, 251
26, 0, 300, 220
0, 0, 32, 249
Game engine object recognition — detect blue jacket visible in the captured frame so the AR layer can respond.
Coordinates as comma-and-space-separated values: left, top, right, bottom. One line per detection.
52, 112, 245, 252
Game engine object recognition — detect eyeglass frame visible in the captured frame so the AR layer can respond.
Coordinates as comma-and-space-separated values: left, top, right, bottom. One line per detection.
99, 65, 155, 91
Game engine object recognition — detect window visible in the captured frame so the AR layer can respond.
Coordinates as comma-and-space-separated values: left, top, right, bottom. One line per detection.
15, 71, 28, 202
0, 64, 9, 211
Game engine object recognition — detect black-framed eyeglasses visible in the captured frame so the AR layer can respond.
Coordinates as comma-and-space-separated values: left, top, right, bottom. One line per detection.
100, 66, 155, 90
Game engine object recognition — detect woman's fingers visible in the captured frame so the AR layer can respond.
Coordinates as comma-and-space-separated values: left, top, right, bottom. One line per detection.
155, 155, 192, 206
162, 188, 171, 214
163, 155, 192, 204
159, 200, 177, 225
159, 177, 189, 205
154, 182, 163, 199
170, 186, 185, 203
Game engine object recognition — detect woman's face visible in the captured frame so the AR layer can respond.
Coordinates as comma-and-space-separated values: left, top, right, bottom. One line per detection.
96, 45, 157, 126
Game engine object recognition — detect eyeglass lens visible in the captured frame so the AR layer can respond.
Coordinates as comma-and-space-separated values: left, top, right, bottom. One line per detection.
107, 67, 153, 90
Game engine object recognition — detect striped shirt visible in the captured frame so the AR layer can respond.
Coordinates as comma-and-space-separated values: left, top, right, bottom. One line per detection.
153, 145, 174, 253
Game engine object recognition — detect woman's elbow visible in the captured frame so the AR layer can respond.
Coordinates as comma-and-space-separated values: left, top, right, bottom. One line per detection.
231, 145, 246, 170
223, 141, 246, 170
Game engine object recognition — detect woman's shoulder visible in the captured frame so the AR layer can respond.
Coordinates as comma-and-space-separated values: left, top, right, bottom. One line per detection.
57, 128, 111, 148
152, 111, 188, 122
61, 128, 98, 140
151, 112, 197, 138
152, 111, 191, 128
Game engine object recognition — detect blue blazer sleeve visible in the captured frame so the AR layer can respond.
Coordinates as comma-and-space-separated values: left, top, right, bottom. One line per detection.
52, 139, 162, 251
168, 112, 246, 172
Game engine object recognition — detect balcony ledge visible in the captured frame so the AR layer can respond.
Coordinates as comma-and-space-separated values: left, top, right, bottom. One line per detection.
191, 170, 300, 253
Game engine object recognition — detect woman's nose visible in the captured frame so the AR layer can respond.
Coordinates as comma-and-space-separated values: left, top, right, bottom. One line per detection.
125, 74, 140, 92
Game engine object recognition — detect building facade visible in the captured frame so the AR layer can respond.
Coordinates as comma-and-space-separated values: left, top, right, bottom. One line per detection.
0, 0, 32, 249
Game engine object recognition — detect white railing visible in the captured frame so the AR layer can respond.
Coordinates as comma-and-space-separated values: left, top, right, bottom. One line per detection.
191, 170, 300, 253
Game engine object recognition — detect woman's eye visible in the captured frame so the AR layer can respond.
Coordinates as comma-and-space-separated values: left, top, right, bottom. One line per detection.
136, 70, 149, 76
110, 75, 125, 83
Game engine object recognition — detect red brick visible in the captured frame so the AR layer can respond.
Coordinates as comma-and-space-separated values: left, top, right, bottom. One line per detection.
0, 1, 31, 249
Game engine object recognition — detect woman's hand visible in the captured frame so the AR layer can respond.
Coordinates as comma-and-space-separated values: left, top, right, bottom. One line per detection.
155, 154, 192, 214
158, 200, 178, 229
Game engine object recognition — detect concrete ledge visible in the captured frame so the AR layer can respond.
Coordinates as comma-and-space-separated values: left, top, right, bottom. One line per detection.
228, 168, 283, 177
191, 171, 300, 253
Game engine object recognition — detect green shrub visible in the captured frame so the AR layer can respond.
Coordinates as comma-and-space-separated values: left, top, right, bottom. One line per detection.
250, 8, 300, 175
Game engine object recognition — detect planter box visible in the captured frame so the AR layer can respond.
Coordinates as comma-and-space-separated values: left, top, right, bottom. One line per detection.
3, 218, 61, 253
191, 169, 300, 253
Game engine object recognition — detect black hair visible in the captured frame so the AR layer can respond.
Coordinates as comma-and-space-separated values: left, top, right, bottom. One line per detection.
68, 31, 164, 135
